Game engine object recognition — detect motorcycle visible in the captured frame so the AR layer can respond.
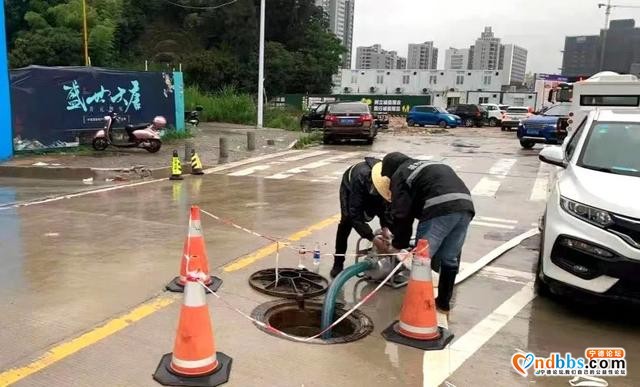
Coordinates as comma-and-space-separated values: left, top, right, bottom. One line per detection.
185, 105, 203, 128
92, 112, 166, 153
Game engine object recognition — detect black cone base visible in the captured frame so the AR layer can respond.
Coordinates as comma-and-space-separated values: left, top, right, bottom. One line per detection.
153, 352, 232, 386
166, 276, 223, 293
170, 175, 184, 181
191, 169, 204, 175
382, 321, 453, 351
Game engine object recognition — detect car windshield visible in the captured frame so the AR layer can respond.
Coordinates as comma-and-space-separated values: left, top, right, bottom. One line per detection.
435, 107, 447, 113
578, 122, 640, 177
507, 107, 528, 114
543, 104, 571, 117
329, 103, 369, 114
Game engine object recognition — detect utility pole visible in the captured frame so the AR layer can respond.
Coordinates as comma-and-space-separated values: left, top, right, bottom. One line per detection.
257, 0, 265, 128
598, 1, 640, 71
82, 0, 90, 66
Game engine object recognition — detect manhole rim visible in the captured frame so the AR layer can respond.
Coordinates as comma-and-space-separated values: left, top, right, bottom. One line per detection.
250, 300, 374, 345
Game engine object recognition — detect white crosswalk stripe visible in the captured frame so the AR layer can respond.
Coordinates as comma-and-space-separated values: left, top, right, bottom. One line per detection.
227, 165, 270, 177
266, 152, 360, 180
281, 150, 331, 162
529, 162, 552, 201
471, 158, 517, 197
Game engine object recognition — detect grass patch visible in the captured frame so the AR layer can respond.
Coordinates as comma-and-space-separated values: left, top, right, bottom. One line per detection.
294, 132, 322, 149
185, 86, 303, 130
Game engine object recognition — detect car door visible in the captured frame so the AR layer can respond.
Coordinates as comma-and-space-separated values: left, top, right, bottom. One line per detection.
310, 104, 327, 128
413, 106, 427, 125
424, 107, 438, 124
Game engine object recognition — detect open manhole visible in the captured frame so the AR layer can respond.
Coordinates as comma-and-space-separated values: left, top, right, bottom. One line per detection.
249, 268, 329, 299
251, 300, 373, 345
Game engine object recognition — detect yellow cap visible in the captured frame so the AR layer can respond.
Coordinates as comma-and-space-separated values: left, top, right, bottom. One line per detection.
371, 162, 392, 202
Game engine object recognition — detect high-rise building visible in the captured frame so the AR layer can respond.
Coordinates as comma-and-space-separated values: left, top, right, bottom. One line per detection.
356, 44, 400, 69
562, 19, 640, 77
561, 35, 600, 77
315, 0, 355, 69
499, 44, 528, 85
396, 57, 407, 69
407, 42, 438, 69
444, 48, 470, 70
470, 27, 501, 70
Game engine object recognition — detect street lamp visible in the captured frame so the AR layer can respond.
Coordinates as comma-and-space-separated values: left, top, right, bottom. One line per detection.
257, 0, 265, 128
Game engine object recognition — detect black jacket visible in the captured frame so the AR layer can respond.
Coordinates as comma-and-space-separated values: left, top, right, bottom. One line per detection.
389, 158, 475, 249
340, 157, 391, 241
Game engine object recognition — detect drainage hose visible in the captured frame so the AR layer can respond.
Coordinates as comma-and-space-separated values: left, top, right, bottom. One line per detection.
321, 260, 375, 339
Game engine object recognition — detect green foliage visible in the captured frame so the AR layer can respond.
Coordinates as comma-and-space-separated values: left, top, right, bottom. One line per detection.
185, 85, 256, 125
264, 109, 301, 131
294, 132, 322, 149
7, 0, 343, 94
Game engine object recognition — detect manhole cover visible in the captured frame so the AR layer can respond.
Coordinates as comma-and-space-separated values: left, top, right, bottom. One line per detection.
248, 268, 329, 299
251, 300, 373, 345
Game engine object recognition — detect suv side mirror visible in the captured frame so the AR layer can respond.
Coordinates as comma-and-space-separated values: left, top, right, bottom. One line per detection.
539, 146, 566, 168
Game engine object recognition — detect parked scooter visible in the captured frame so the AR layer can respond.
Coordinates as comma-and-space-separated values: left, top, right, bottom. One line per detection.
92, 112, 166, 153
185, 105, 203, 128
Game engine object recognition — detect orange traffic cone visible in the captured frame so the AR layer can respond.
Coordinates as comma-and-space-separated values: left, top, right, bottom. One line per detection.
153, 270, 232, 386
167, 206, 223, 293
382, 239, 454, 350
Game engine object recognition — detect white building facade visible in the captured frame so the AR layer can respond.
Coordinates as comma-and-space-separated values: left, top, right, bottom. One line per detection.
333, 69, 537, 108
444, 48, 470, 70
315, 0, 355, 69
356, 44, 400, 69
407, 42, 439, 70
499, 44, 528, 85
470, 27, 501, 70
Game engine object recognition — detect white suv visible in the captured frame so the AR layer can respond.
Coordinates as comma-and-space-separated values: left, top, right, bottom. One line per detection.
537, 109, 640, 302
480, 103, 502, 127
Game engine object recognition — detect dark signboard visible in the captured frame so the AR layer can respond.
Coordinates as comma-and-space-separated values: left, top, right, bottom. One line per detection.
10, 66, 176, 150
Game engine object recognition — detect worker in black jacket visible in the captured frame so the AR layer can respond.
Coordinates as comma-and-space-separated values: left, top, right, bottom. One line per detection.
332, 157, 393, 277
379, 152, 475, 315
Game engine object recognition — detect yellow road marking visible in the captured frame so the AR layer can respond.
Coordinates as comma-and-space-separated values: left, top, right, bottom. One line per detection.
223, 213, 340, 272
0, 214, 341, 385
0, 296, 175, 386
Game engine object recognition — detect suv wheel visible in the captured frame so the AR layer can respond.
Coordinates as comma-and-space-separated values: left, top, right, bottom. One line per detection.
438, 120, 447, 128
520, 139, 535, 149
488, 118, 498, 127
407, 119, 415, 127
464, 118, 474, 127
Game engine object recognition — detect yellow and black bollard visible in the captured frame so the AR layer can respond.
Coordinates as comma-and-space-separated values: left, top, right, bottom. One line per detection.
169, 150, 183, 180
190, 149, 204, 175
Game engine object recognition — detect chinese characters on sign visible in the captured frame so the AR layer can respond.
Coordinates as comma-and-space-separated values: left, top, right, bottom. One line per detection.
63, 80, 142, 114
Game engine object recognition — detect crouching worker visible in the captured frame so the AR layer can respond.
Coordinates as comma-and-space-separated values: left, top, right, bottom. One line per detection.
380, 152, 475, 316
332, 157, 393, 278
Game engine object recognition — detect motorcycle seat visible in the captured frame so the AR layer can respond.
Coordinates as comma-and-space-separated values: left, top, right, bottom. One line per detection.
126, 123, 150, 130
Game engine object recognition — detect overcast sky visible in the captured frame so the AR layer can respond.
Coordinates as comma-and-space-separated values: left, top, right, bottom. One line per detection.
352, 0, 640, 74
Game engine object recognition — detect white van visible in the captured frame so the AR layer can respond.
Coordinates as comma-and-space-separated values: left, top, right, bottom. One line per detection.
568, 72, 640, 132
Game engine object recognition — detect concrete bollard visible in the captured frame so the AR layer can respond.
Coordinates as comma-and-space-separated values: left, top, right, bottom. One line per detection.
247, 131, 256, 151
219, 137, 229, 159
183, 142, 193, 162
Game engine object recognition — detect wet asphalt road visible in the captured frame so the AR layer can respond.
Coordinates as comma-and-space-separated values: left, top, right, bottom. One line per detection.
0, 128, 638, 387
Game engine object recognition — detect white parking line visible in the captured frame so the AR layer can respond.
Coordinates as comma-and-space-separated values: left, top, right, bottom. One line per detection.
470, 220, 515, 230
227, 165, 271, 177
471, 159, 517, 197
529, 162, 550, 201
266, 152, 360, 180
423, 284, 536, 387
474, 216, 518, 224
281, 150, 331, 162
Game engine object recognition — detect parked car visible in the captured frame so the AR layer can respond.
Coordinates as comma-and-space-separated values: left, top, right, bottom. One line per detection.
480, 103, 503, 127
323, 102, 377, 144
536, 109, 640, 303
517, 104, 571, 149
300, 103, 329, 132
446, 104, 487, 127
406, 105, 461, 128
501, 106, 531, 131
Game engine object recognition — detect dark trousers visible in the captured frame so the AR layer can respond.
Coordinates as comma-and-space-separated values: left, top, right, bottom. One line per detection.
333, 217, 353, 266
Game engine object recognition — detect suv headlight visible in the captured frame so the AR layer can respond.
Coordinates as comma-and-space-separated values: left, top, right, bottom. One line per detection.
560, 197, 614, 228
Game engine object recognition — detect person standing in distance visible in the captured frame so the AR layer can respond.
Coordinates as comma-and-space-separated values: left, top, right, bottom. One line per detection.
379, 152, 475, 316
332, 157, 393, 278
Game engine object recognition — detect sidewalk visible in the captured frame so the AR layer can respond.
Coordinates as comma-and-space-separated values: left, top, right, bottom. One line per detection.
0, 123, 301, 181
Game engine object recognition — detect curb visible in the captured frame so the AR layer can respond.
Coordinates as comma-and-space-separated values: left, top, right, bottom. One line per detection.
0, 164, 195, 181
